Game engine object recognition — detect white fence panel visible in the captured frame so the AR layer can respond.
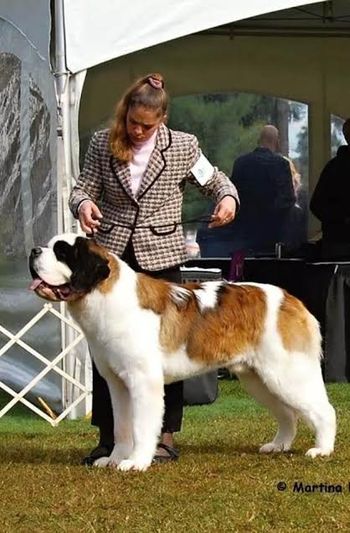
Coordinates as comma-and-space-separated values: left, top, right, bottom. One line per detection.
0, 303, 90, 425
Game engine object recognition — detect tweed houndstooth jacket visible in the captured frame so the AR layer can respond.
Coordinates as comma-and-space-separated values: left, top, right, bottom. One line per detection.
69, 124, 239, 271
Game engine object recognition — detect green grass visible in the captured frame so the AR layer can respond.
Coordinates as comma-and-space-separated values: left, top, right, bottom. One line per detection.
0, 381, 349, 532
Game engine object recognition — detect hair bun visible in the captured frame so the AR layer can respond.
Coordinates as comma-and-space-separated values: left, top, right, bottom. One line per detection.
148, 76, 164, 90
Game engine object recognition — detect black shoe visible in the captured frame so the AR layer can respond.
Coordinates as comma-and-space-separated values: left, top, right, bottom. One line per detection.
152, 443, 179, 464
81, 444, 113, 466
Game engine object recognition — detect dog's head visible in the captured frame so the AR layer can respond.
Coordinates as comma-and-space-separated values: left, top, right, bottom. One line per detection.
29, 234, 111, 302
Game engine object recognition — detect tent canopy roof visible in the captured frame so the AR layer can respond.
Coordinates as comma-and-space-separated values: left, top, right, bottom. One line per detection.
63, 0, 331, 73
214, 0, 350, 36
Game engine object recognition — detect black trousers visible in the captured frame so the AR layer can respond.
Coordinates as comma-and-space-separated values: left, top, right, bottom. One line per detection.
91, 242, 184, 440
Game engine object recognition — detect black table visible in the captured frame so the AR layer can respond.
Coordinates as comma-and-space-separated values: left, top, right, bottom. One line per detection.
185, 257, 350, 383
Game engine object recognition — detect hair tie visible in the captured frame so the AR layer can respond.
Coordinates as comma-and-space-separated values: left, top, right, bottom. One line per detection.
148, 76, 164, 90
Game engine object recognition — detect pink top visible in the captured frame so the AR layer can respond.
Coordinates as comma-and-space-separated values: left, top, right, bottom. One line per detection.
129, 130, 158, 196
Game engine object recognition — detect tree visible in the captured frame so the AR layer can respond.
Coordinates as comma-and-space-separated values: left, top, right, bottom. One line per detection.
168, 92, 299, 221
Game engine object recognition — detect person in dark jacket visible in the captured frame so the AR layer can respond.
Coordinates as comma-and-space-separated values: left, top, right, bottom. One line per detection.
310, 119, 350, 258
229, 125, 296, 256
197, 125, 296, 257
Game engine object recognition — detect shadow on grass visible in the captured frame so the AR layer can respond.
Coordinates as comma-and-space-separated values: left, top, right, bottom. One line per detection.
0, 439, 278, 467
0, 442, 85, 465
180, 442, 259, 456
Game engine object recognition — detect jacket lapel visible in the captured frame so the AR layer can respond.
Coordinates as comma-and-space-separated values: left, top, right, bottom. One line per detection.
137, 124, 171, 200
110, 156, 135, 201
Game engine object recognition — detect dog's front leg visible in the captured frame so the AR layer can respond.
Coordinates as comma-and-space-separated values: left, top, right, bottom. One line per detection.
94, 372, 133, 468
117, 371, 164, 472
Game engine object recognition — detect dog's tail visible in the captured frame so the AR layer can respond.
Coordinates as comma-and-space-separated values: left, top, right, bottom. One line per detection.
278, 290, 322, 361
306, 310, 323, 360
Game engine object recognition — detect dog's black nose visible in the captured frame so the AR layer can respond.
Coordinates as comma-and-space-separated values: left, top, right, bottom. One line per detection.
31, 247, 42, 258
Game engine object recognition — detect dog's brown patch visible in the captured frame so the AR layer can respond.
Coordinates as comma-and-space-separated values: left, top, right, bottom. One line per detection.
137, 274, 172, 314
159, 283, 266, 364
86, 239, 111, 264
99, 255, 120, 294
278, 291, 314, 352
159, 295, 198, 352
137, 277, 314, 365
136, 276, 201, 350
186, 284, 266, 363
85, 240, 120, 294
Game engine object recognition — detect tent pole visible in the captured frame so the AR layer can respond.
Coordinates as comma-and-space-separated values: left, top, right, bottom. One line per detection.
54, 0, 90, 419
67, 69, 91, 420
54, 0, 70, 417
54, 0, 74, 235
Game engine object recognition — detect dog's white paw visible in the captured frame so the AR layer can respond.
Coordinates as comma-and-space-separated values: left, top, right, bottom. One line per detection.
93, 456, 111, 468
305, 447, 333, 458
117, 458, 151, 472
107, 443, 133, 467
107, 456, 122, 468
259, 442, 289, 454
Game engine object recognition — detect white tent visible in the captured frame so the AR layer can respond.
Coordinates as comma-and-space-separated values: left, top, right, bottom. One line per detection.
1, 0, 349, 421
63, 0, 323, 72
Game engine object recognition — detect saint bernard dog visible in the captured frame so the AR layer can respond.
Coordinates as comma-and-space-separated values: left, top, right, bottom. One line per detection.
29, 234, 336, 471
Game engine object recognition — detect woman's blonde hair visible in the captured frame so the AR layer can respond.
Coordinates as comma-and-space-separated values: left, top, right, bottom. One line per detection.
109, 73, 168, 162
284, 156, 302, 195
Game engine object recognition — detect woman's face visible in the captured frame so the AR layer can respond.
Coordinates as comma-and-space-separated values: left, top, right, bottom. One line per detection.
126, 105, 164, 144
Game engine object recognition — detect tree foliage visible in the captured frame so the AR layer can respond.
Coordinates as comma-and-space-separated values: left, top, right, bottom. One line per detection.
168, 92, 307, 221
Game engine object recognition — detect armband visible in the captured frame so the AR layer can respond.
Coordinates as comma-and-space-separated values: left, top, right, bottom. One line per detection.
190, 154, 214, 185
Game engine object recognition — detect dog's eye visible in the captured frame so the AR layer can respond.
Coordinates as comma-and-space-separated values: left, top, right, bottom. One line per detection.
53, 241, 71, 263
55, 249, 66, 262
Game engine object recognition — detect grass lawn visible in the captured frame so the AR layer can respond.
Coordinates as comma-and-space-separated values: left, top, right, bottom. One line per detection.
0, 380, 349, 532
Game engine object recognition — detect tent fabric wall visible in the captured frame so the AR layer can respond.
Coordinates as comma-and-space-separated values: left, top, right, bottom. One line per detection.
0, 0, 51, 61
0, 11, 62, 412
80, 33, 350, 129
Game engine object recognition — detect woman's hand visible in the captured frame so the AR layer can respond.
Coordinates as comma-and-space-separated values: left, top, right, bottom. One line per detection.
78, 200, 103, 234
209, 196, 237, 228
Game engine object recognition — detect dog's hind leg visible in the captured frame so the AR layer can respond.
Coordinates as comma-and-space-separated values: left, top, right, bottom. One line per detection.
254, 357, 336, 457
302, 400, 336, 458
234, 367, 298, 453
285, 364, 336, 458
94, 372, 134, 468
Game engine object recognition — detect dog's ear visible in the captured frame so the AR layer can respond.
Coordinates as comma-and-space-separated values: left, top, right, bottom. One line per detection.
70, 237, 110, 292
